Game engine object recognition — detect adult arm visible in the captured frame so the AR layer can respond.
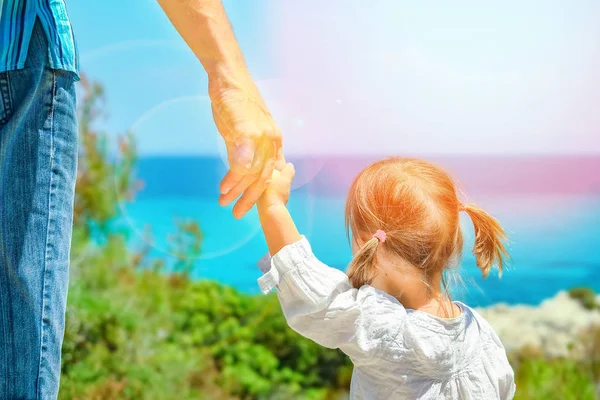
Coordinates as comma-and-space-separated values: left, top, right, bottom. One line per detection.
157, 0, 284, 218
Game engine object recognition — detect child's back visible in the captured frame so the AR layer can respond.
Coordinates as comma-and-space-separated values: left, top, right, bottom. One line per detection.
258, 239, 515, 400
256, 158, 516, 399
354, 290, 513, 398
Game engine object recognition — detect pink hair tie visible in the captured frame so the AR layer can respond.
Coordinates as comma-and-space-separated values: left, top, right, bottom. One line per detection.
372, 229, 386, 243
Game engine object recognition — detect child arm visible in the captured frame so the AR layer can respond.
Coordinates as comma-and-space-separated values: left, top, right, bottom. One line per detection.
257, 203, 301, 257
256, 163, 301, 255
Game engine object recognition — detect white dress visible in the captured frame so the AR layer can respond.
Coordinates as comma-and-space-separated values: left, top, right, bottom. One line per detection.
257, 236, 516, 400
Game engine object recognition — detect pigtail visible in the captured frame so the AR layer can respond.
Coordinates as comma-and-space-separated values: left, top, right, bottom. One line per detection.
463, 204, 509, 278
347, 237, 380, 288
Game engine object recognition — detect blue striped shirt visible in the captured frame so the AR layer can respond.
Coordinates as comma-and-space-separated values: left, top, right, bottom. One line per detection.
0, 0, 78, 75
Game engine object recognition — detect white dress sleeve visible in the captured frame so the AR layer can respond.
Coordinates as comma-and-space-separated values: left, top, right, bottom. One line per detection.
257, 236, 406, 365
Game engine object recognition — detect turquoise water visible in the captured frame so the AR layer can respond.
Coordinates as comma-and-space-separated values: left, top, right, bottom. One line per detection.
119, 191, 600, 307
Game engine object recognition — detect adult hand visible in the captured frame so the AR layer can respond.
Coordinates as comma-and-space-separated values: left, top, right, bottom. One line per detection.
157, 0, 285, 219
210, 79, 285, 219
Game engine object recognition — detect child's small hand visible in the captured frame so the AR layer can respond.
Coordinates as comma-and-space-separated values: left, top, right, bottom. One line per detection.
258, 163, 295, 209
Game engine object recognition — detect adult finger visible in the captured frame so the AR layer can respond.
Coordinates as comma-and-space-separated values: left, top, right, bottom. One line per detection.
219, 139, 255, 198
225, 135, 274, 217
212, 103, 246, 196
219, 134, 271, 209
232, 145, 276, 218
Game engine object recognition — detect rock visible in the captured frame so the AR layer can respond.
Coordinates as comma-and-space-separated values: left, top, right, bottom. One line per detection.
475, 291, 600, 357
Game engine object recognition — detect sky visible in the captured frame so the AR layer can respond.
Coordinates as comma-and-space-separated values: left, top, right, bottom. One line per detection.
68, 0, 600, 156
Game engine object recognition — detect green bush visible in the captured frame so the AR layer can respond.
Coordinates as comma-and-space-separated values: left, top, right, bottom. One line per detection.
61, 245, 352, 399
514, 357, 597, 400
568, 287, 598, 311
511, 349, 599, 400
509, 325, 600, 400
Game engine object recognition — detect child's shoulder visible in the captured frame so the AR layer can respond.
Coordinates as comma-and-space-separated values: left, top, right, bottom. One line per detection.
457, 302, 507, 350
457, 302, 494, 331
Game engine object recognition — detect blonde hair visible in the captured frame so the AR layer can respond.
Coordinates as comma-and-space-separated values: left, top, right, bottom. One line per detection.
345, 157, 508, 292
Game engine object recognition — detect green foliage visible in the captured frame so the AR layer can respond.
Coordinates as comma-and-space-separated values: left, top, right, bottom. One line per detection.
61, 243, 351, 399
171, 281, 351, 398
568, 287, 599, 311
511, 350, 599, 399
514, 357, 596, 400
510, 326, 600, 400
73, 77, 139, 238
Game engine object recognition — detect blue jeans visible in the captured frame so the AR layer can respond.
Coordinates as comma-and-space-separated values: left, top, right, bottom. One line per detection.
0, 21, 77, 399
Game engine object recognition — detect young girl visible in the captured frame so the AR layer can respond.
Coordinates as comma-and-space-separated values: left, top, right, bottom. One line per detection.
256, 157, 515, 399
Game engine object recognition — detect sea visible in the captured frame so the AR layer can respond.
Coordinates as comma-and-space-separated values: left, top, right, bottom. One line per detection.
116, 155, 600, 308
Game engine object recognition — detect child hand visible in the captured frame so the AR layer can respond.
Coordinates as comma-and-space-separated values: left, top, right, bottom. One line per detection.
258, 163, 295, 208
